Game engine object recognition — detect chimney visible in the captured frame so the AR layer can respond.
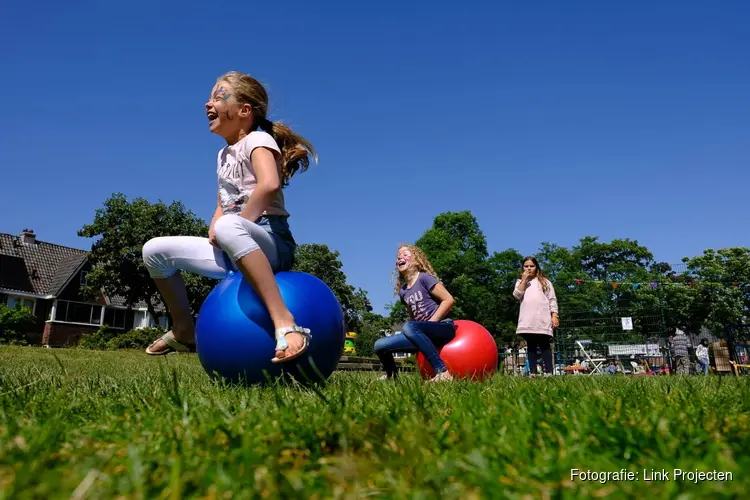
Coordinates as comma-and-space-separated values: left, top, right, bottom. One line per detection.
20, 229, 36, 245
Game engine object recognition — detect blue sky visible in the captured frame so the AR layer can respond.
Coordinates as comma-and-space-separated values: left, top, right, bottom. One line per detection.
1, 1, 748, 314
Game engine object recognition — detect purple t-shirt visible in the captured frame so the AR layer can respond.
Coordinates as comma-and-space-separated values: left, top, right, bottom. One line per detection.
400, 272, 440, 321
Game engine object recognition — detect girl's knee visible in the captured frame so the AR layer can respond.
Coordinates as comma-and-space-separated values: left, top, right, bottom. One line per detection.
373, 337, 387, 354
401, 322, 418, 337
142, 237, 174, 277
213, 214, 246, 246
142, 236, 171, 264
401, 321, 422, 340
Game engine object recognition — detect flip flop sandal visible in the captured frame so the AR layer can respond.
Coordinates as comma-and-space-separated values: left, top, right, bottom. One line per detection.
145, 331, 196, 356
271, 325, 311, 363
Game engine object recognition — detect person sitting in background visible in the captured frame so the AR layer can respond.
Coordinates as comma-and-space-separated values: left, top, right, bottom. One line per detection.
607, 360, 617, 375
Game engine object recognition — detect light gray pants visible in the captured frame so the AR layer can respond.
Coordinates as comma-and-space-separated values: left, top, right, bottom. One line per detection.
142, 214, 282, 280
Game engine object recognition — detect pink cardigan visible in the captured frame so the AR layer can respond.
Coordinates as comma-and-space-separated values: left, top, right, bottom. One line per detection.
513, 277, 559, 336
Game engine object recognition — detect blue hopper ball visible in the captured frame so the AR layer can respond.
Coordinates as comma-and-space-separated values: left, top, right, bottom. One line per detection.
194, 271, 346, 385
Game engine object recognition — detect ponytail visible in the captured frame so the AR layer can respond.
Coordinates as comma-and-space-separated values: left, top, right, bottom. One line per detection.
257, 117, 317, 186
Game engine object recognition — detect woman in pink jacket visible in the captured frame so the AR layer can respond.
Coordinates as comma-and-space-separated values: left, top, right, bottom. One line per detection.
513, 257, 560, 376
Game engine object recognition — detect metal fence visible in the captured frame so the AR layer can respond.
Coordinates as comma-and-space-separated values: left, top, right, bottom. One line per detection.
552, 308, 668, 372
497, 311, 750, 376
725, 324, 750, 375
493, 296, 750, 375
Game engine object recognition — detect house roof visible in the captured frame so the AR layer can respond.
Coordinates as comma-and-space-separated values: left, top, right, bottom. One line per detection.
0, 231, 160, 311
0, 232, 87, 296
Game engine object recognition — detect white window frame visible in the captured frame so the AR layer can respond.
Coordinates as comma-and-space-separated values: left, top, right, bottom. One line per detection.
52, 299, 104, 327
103, 306, 128, 330
5, 295, 37, 315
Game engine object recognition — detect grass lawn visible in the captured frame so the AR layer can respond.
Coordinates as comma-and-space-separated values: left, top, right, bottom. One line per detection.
0, 347, 748, 499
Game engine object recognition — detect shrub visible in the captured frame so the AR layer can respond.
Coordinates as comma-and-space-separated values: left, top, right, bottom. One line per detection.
0, 303, 35, 345
106, 327, 164, 350
78, 325, 122, 350
79, 326, 166, 350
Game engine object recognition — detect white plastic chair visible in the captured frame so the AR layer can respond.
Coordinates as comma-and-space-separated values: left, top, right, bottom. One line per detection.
575, 340, 607, 375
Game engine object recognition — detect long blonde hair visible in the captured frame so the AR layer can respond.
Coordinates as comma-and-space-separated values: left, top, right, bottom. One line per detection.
392, 245, 439, 295
216, 71, 317, 186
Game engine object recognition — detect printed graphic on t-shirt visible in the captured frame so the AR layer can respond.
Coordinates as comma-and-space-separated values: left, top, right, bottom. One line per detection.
400, 273, 439, 322
404, 289, 427, 319
218, 149, 247, 214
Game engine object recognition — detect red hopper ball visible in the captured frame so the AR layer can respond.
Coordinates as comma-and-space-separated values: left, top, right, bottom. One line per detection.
416, 320, 498, 381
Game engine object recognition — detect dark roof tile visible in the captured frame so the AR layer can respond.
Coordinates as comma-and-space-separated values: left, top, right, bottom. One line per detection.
0, 232, 87, 296
48, 254, 88, 296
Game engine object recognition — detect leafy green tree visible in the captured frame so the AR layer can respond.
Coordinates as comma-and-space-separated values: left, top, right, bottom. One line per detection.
486, 248, 525, 345
292, 243, 372, 331
387, 300, 409, 326
547, 237, 657, 313
355, 312, 392, 358
633, 248, 750, 336
574, 236, 656, 283
78, 193, 215, 322
414, 211, 494, 322
633, 278, 699, 334
534, 242, 576, 281
681, 247, 750, 334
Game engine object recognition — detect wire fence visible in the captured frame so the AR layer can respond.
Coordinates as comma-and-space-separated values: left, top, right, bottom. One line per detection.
499, 307, 744, 376
552, 308, 667, 375
725, 324, 750, 375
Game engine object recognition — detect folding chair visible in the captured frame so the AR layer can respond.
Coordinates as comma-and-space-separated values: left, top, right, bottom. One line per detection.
575, 340, 607, 375
630, 360, 646, 375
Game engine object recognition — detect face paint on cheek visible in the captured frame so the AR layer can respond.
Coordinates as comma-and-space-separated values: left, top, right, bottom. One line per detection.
213, 87, 235, 120
215, 86, 232, 102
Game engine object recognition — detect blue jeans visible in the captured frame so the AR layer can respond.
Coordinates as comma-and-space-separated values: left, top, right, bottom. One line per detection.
698, 358, 709, 375
374, 320, 455, 377
255, 214, 297, 271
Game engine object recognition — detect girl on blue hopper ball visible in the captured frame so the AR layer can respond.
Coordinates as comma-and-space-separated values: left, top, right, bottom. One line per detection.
373, 245, 457, 382
141, 71, 316, 363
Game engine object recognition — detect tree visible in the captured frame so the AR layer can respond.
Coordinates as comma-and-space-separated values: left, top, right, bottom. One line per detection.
538, 237, 657, 314
631, 247, 750, 335
534, 242, 576, 281
387, 300, 409, 326
414, 211, 495, 324
78, 193, 215, 322
486, 248, 526, 345
355, 312, 392, 358
681, 247, 750, 334
292, 243, 372, 331
633, 278, 699, 333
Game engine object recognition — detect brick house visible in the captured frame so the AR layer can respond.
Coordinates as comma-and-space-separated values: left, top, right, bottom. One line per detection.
0, 229, 168, 346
